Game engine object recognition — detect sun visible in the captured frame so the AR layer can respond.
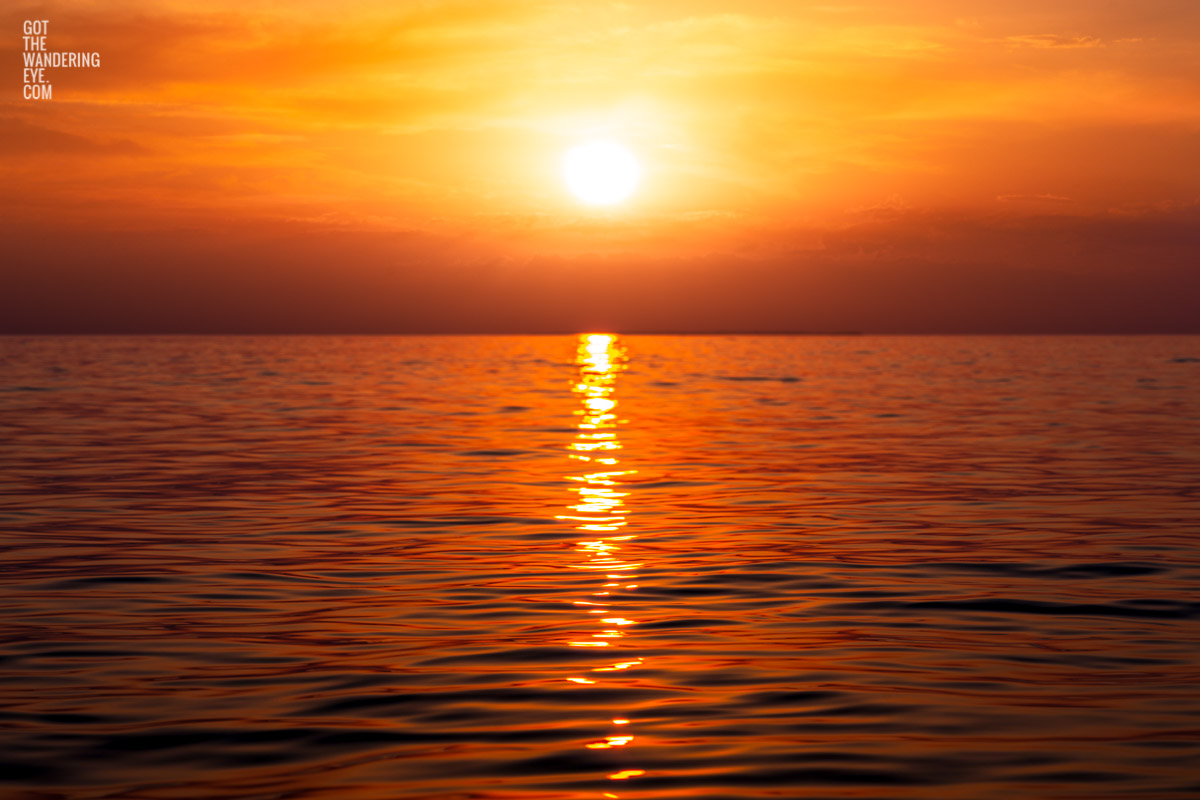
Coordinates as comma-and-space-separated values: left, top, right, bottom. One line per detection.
563, 140, 640, 206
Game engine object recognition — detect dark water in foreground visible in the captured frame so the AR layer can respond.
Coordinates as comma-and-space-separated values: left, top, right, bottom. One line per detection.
1, 334, 1199, 800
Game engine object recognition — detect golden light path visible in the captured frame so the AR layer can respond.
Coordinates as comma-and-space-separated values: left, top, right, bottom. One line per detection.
557, 333, 644, 796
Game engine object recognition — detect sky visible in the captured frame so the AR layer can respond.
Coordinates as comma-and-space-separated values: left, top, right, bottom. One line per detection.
3, 0, 1199, 333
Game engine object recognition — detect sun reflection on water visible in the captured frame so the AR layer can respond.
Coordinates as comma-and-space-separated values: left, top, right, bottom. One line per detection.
558, 333, 644, 791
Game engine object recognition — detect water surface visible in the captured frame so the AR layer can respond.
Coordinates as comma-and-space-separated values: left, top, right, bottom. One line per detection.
1, 334, 1198, 799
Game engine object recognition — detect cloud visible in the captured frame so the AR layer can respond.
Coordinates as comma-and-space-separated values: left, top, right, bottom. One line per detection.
4, 194, 1197, 332
997, 194, 1075, 204
1004, 34, 1104, 49
0, 117, 147, 155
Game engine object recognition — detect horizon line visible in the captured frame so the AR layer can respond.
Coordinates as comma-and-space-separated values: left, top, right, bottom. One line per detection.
3, 330, 1199, 337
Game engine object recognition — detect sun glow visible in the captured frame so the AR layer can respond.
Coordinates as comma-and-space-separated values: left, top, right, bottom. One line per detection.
563, 140, 640, 206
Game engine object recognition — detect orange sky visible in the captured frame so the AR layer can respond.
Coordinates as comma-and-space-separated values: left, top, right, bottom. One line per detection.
4, 0, 1199, 332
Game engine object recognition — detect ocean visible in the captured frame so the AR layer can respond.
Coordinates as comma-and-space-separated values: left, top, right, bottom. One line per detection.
1, 334, 1198, 799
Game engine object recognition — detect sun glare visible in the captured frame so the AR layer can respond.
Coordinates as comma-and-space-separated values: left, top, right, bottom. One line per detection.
563, 140, 640, 206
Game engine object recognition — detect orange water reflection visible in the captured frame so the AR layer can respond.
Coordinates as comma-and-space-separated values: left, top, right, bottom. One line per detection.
3, 336, 1199, 799
558, 334, 645, 790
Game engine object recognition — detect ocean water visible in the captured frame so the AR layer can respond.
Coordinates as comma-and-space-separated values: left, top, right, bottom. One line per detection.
1, 334, 1198, 800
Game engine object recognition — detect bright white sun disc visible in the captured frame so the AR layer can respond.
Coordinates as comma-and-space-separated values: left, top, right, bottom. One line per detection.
563, 140, 640, 205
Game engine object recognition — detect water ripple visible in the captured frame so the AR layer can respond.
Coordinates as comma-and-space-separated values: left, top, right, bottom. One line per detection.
1, 334, 1198, 799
